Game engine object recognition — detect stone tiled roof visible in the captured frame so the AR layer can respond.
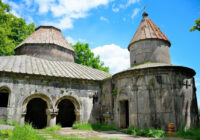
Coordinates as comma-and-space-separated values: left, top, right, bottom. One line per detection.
15, 26, 74, 52
0, 55, 111, 80
128, 12, 171, 50
113, 63, 195, 77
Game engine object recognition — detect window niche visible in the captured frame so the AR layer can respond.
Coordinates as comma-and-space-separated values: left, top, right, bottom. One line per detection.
0, 88, 9, 107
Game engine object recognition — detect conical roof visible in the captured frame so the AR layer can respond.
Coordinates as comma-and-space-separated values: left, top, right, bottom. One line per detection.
15, 26, 74, 52
128, 12, 171, 50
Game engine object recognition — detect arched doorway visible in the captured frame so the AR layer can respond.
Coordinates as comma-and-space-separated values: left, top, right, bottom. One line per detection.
56, 99, 76, 127
25, 98, 47, 129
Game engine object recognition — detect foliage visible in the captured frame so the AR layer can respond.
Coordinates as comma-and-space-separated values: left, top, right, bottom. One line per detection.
72, 122, 118, 131
72, 42, 109, 72
122, 126, 165, 138
0, 120, 19, 126
176, 127, 200, 140
9, 124, 45, 140
190, 18, 200, 31
112, 88, 117, 97
42, 125, 61, 132
0, 129, 13, 139
0, 0, 35, 56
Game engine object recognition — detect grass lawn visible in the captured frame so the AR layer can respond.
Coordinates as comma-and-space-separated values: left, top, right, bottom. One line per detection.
175, 127, 200, 140
72, 122, 118, 131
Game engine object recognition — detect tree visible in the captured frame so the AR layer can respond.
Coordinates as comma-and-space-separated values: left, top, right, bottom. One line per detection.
190, 18, 200, 31
72, 42, 109, 72
0, 0, 35, 56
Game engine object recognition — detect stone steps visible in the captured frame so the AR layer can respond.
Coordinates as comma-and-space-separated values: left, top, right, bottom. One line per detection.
38, 131, 59, 140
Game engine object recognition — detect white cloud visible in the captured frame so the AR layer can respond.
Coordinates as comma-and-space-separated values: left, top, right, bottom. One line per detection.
112, 7, 119, 12
66, 36, 86, 45
66, 36, 77, 45
50, 0, 111, 17
42, 17, 73, 30
131, 8, 140, 19
127, 0, 140, 7
92, 44, 130, 74
119, 0, 140, 9
35, 0, 55, 14
34, 0, 112, 29
100, 16, 109, 22
112, 4, 119, 12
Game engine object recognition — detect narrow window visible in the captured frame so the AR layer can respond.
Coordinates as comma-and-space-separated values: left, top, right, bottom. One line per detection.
0, 89, 9, 107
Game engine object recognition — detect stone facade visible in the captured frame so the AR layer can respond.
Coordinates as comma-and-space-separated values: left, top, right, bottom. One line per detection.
0, 72, 101, 127
101, 66, 198, 130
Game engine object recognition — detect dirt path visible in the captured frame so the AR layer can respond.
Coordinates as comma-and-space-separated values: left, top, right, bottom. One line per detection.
55, 128, 185, 140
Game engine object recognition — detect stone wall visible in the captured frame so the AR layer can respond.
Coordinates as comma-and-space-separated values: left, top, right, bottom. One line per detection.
129, 39, 171, 66
109, 66, 198, 130
101, 78, 114, 125
15, 44, 75, 62
0, 72, 101, 126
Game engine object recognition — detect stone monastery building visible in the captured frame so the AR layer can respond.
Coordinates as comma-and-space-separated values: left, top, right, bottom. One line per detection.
0, 12, 198, 130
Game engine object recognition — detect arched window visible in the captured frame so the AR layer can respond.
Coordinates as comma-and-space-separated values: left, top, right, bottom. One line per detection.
0, 88, 9, 107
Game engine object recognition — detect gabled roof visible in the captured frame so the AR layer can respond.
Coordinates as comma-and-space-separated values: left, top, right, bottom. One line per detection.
15, 26, 74, 52
0, 55, 111, 80
128, 12, 171, 50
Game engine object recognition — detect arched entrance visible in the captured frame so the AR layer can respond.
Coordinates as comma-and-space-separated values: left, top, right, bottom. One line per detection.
56, 99, 76, 127
25, 98, 47, 129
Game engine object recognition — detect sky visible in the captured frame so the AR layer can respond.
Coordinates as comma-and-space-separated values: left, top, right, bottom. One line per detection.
3, 0, 200, 106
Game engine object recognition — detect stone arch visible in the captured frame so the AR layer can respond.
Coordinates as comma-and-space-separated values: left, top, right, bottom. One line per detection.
55, 95, 81, 125
0, 86, 11, 107
20, 93, 53, 127
22, 93, 53, 113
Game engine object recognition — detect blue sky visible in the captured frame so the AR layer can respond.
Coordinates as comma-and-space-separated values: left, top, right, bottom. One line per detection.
3, 0, 200, 106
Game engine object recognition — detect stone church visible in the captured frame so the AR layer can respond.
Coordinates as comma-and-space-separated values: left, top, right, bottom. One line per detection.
0, 12, 198, 130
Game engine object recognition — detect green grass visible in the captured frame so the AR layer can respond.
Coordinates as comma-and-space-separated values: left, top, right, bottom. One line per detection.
42, 125, 61, 132
176, 127, 200, 140
0, 120, 19, 126
72, 122, 118, 131
122, 126, 165, 138
9, 124, 45, 140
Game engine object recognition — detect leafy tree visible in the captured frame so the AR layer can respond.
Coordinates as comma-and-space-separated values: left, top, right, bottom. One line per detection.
72, 42, 109, 72
190, 18, 200, 31
0, 0, 35, 56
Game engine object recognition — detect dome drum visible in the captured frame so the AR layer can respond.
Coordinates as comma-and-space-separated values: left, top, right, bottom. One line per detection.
129, 39, 171, 66
15, 44, 75, 62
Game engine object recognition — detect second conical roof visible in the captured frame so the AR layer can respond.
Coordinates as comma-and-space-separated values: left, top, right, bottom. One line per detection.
15, 26, 74, 52
128, 12, 171, 50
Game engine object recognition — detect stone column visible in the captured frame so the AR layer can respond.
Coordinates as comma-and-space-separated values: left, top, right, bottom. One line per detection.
46, 108, 58, 127
20, 113, 26, 126
75, 110, 80, 122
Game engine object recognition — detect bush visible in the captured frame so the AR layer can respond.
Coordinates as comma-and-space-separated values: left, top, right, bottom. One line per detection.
0, 120, 19, 126
0, 129, 13, 139
9, 124, 45, 140
43, 125, 61, 132
72, 122, 118, 131
122, 126, 165, 138
72, 122, 93, 130
176, 127, 200, 140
